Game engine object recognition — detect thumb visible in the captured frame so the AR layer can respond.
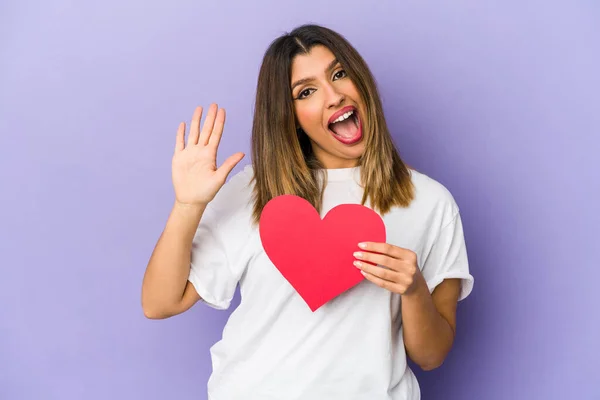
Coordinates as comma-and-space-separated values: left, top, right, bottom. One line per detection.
216, 152, 245, 182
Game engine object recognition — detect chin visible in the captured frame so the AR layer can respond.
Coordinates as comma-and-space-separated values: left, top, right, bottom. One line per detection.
336, 145, 365, 165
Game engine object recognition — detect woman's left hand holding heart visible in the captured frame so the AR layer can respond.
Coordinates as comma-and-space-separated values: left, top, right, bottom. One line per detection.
353, 242, 425, 296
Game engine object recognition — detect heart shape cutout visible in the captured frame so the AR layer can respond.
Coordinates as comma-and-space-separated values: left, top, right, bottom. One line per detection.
259, 195, 386, 312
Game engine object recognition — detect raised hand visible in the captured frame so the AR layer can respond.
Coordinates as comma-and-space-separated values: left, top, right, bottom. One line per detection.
172, 104, 245, 207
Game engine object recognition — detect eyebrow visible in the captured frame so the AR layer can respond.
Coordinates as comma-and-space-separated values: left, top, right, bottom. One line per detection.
291, 58, 340, 91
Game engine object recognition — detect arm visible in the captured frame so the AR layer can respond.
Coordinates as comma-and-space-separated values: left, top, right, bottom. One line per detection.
141, 104, 244, 319
353, 242, 463, 371
141, 202, 205, 319
401, 277, 461, 370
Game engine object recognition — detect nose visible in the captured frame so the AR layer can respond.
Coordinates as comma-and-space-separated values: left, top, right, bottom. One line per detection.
325, 84, 345, 109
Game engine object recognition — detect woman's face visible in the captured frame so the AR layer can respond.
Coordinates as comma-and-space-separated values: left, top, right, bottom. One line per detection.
290, 45, 366, 169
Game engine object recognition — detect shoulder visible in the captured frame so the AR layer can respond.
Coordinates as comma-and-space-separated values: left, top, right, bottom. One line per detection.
407, 168, 460, 225
205, 164, 255, 223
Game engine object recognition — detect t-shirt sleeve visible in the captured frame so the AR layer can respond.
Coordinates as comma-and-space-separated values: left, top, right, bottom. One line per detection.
187, 204, 236, 310
421, 211, 474, 301
187, 198, 251, 311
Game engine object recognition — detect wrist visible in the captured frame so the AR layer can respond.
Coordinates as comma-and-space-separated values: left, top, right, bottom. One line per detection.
402, 271, 429, 299
173, 201, 207, 215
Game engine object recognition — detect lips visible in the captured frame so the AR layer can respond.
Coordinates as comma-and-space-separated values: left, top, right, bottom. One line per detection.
328, 105, 357, 125
327, 106, 363, 145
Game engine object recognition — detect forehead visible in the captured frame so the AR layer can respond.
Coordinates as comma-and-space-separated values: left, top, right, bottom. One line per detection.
290, 45, 336, 81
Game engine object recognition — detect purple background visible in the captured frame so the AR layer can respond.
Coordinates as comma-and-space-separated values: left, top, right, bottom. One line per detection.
1, 1, 599, 399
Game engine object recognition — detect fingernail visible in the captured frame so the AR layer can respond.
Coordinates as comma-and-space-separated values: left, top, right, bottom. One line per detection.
353, 252, 363, 258
353, 260, 362, 268
358, 242, 367, 249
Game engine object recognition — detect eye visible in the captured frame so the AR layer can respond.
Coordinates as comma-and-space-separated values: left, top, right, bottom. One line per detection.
333, 69, 347, 80
297, 88, 315, 100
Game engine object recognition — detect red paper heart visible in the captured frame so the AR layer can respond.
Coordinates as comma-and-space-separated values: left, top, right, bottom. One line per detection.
259, 195, 386, 312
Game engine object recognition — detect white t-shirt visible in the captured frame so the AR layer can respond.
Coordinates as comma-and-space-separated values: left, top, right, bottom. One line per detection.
188, 165, 474, 400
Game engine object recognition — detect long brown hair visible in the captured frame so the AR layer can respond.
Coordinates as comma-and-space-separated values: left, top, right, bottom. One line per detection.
251, 24, 414, 224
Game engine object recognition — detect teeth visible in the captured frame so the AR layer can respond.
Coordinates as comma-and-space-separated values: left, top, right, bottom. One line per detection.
332, 110, 354, 124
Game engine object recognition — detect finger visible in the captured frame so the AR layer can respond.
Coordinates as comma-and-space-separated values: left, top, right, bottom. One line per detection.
198, 103, 218, 146
188, 106, 204, 146
354, 260, 399, 282
175, 122, 185, 153
360, 270, 403, 293
208, 108, 226, 148
353, 251, 401, 271
358, 242, 415, 261
215, 152, 245, 182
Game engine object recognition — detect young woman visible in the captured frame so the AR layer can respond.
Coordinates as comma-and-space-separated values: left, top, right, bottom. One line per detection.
142, 24, 474, 399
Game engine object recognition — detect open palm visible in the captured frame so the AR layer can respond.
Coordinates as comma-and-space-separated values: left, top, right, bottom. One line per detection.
172, 104, 245, 206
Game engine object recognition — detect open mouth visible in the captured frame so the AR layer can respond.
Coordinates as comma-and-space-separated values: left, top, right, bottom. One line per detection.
327, 106, 363, 145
